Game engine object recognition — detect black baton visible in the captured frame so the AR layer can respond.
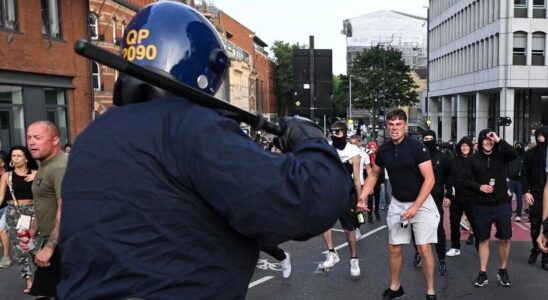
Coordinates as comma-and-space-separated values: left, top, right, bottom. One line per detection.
74, 39, 282, 135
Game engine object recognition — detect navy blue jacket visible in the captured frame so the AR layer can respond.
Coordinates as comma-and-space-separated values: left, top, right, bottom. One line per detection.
58, 98, 350, 299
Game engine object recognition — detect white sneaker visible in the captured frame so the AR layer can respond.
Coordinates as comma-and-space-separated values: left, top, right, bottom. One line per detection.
281, 252, 292, 278
350, 258, 360, 277
322, 251, 340, 269
446, 248, 461, 257
354, 228, 362, 239
515, 216, 521, 222
0, 256, 11, 268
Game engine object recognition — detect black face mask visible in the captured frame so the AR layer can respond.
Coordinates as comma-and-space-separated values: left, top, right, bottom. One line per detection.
423, 140, 437, 152
331, 136, 347, 150
515, 146, 523, 154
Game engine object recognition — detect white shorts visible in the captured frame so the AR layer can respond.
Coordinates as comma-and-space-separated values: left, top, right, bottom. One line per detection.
386, 195, 440, 245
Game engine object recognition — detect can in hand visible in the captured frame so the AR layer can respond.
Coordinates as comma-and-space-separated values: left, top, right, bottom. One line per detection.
489, 178, 495, 187
356, 211, 365, 225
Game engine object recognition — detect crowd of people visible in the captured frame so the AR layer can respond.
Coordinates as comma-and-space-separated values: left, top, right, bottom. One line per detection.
0, 2, 546, 299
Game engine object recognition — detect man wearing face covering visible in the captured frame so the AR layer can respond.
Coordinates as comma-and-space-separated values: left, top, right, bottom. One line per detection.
418, 130, 452, 276
522, 126, 548, 271
506, 142, 524, 222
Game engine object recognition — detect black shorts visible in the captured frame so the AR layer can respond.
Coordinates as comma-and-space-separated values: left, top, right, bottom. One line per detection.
339, 190, 357, 231
29, 241, 61, 297
473, 202, 512, 241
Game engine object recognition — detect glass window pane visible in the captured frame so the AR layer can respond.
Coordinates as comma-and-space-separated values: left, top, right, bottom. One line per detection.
533, 34, 545, 50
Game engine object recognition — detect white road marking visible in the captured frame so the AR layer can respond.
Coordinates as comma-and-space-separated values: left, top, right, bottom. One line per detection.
248, 276, 274, 288
323, 225, 387, 253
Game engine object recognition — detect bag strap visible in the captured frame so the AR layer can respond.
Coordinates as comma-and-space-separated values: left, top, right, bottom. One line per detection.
7, 171, 21, 213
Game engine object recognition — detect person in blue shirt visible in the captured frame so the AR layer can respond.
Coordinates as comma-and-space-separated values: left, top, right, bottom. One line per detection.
58, 3, 350, 299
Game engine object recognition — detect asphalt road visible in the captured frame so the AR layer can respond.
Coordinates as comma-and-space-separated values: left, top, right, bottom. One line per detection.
246, 208, 547, 300
0, 206, 545, 300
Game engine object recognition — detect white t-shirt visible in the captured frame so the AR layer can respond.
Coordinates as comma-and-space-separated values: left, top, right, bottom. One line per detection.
336, 143, 362, 183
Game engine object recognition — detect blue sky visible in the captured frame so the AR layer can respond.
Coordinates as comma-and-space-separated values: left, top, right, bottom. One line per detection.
212, 0, 428, 75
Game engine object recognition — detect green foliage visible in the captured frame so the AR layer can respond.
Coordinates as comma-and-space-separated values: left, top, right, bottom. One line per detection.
270, 41, 306, 116
332, 74, 349, 117
349, 45, 419, 138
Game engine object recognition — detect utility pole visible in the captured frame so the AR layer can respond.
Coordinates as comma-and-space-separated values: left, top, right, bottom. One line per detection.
309, 35, 315, 120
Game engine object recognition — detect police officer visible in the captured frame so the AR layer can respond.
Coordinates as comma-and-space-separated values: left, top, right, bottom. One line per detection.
58, 3, 350, 299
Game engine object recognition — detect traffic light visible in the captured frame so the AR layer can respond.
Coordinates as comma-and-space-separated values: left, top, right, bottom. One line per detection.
497, 117, 512, 126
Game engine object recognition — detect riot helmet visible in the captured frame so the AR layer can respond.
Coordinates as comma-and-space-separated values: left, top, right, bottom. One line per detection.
113, 2, 229, 106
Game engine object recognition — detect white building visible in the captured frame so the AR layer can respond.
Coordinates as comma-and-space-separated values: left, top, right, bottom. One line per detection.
344, 10, 428, 72
427, 0, 548, 144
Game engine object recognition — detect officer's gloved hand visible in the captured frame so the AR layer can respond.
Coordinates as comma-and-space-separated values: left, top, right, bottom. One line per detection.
273, 116, 325, 152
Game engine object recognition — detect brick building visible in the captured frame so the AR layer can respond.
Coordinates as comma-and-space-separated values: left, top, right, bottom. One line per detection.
0, 0, 92, 148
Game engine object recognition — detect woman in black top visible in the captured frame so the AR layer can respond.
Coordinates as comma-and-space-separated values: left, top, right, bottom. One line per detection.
0, 146, 38, 294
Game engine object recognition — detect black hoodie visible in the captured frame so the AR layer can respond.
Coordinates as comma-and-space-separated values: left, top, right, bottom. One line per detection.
423, 130, 451, 199
462, 129, 518, 205
448, 136, 475, 201
522, 126, 548, 194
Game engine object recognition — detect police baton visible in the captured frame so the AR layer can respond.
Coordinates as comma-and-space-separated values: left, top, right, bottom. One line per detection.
74, 39, 282, 136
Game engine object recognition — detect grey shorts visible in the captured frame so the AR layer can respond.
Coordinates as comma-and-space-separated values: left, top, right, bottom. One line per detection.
386, 195, 440, 245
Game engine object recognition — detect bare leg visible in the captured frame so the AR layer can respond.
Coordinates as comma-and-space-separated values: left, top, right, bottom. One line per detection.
345, 229, 357, 257
417, 244, 436, 295
388, 244, 403, 290
323, 229, 334, 249
0, 230, 8, 257
499, 239, 511, 269
478, 239, 490, 271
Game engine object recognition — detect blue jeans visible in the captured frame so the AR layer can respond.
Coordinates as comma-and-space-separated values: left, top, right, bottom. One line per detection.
507, 179, 522, 217
380, 180, 392, 208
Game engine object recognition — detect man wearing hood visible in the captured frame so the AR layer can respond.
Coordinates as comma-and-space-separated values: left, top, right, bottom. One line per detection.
522, 126, 548, 271
463, 129, 518, 287
418, 130, 451, 275
446, 137, 477, 257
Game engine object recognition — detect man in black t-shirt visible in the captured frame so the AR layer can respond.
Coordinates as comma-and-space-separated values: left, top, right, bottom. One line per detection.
359, 109, 439, 300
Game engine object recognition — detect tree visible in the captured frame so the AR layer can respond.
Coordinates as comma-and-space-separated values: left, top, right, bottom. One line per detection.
270, 41, 305, 117
349, 45, 418, 140
332, 74, 349, 118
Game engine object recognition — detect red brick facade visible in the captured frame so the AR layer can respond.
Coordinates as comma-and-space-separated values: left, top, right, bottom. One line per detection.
0, 0, 92, 143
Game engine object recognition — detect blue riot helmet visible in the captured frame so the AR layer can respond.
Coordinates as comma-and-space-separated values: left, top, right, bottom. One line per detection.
113, 2, 229, 106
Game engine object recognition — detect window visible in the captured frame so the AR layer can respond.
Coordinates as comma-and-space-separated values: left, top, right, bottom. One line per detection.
514, 0, 528, 17
44, 89, 69, 145
89, 13, 98, 40
533, 0, 546, 18
532, 32, 545, 65
92, 62, 101, 91
0, 0, 18, 30
41, 0, 61, 39
513, 32, 527, 65
0, 85, 24, 149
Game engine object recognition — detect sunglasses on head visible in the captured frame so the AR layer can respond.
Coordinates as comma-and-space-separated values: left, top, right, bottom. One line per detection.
330, 128, 343, 134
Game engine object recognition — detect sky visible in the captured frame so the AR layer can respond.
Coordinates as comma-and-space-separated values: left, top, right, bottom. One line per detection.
212, 0, 428, 75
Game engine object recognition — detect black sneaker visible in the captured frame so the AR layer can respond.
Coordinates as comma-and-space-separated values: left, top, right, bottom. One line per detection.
382, 286, 404, 299
528, 248, 541, 264
426, 295, 437, 300
474, 271, 488, 287
438, 259, 447, 276
466, 234, 474, 245
497, 268, 511, 287
375, 211, 381, 221
413, 252, 422, 268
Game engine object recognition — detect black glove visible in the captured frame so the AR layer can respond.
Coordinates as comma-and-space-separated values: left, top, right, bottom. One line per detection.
273, 116, 325, 152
